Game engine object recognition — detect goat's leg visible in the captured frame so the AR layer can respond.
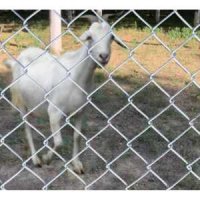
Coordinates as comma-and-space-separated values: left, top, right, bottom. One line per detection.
16, 96, 41, 167
11, 85, 41, 166
42, 106, 63, 164
24, 122, 42, 167
72, 113, 84, 174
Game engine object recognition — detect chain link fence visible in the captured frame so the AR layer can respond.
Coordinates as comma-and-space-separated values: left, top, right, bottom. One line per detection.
0, 10, 200, 190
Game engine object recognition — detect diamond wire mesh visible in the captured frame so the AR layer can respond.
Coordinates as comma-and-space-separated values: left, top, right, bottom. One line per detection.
0, 9, 200, 190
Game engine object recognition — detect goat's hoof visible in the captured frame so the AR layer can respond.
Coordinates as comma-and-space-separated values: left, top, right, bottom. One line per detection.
72, 160, 84, 175
33, 157, 42, 168
42, 154, 51, 165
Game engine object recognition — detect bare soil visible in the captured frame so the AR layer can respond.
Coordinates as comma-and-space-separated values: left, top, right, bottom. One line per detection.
0, 12, 200, 189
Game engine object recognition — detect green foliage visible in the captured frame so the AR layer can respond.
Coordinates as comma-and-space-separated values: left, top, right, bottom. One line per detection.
168, 27, 192, 40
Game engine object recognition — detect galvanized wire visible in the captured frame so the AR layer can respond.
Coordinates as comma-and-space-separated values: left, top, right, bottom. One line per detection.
0, 9, 199, 190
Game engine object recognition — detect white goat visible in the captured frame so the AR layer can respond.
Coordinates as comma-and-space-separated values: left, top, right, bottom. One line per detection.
5, 15, 125, 174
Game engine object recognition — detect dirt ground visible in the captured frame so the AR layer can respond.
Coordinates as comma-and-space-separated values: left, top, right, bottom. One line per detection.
0, 11, 200, 190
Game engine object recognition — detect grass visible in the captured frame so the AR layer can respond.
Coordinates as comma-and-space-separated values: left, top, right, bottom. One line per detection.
0, 13, 200, 190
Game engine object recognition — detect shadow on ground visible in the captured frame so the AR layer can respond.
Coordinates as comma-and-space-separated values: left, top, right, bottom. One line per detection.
0, 66, 200, 190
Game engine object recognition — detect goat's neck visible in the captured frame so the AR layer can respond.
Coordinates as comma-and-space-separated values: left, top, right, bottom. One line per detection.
71, 45, 97, 91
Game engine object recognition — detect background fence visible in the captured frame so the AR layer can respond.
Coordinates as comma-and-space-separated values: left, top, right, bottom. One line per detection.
0, 10, 200, 190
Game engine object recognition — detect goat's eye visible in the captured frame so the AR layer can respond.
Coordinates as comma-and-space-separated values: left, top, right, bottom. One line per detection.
87, 35, 93, 41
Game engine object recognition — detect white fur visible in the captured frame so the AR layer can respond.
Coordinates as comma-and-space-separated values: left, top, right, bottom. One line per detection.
6, 21, 114, 173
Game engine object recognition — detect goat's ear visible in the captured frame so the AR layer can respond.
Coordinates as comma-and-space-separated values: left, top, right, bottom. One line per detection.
80, 31, 92, 42
112, 35, 127, 49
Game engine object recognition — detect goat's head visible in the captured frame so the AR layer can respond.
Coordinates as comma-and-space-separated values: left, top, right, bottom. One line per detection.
80, 13, 126, 66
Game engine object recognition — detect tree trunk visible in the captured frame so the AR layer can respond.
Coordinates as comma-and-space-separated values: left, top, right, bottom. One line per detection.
156, 10, 160, 23
194, 10, 200, 27
50, 10, 62, 55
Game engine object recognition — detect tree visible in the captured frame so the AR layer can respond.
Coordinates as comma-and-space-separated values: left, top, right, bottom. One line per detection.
194, 10, 200, 27
50, 10, 62, 55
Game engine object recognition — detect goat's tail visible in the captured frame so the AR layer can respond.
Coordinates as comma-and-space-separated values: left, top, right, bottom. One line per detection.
4, 59, 15, 69
4, 59, 25, 112
4, 59, 23, 78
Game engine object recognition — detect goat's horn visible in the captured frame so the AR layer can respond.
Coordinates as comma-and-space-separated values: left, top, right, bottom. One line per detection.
102, 14, 116, 21
113, 36, 127, 49
81, 15, 99, 23
103, 11, 125, 21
